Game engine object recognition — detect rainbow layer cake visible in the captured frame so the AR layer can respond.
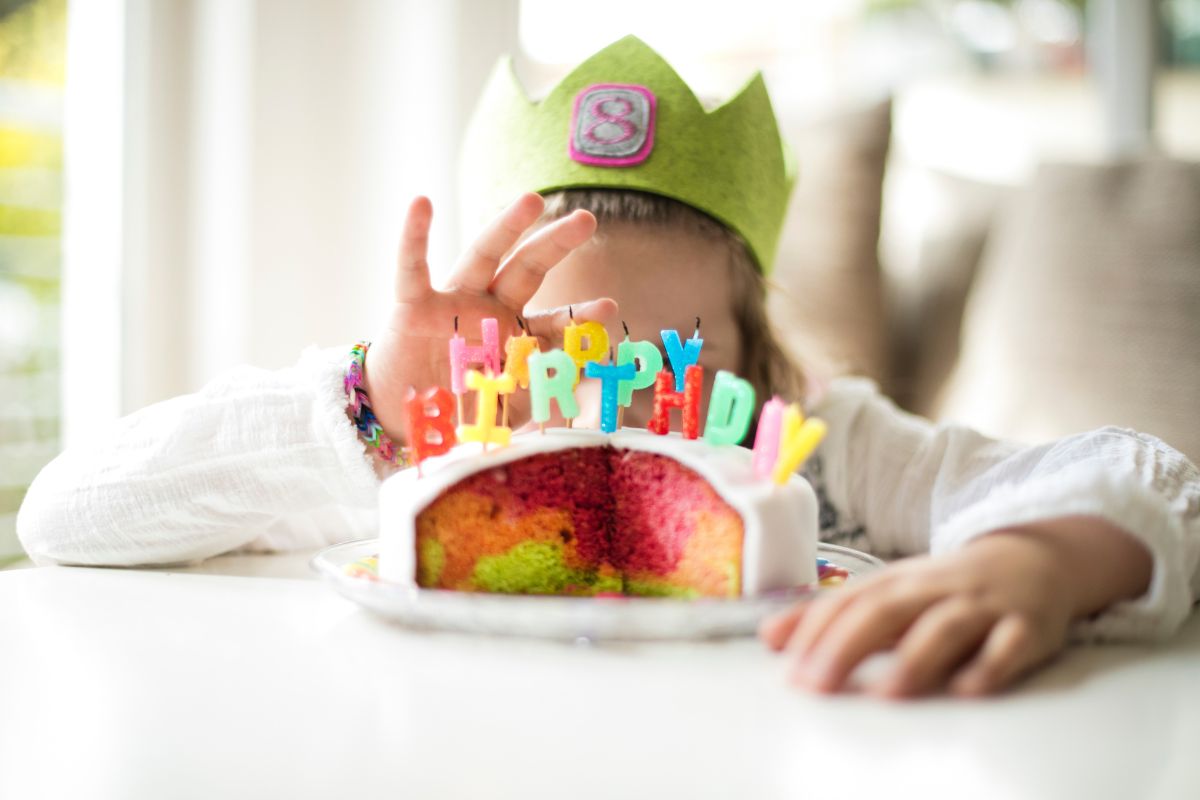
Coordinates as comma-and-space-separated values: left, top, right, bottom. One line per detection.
379, 429, 817, 598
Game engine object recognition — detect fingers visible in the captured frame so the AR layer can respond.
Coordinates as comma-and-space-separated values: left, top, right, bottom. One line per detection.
787, 587, 939, 693
875, 599, 996, 698
489, 210, 598, 310
524, 298, 619, 350
950, 614, 1045, 697
396, 196, 434, 303
449, 192, 545, 294
758, 603, 810, 651
781, 572, 889, 661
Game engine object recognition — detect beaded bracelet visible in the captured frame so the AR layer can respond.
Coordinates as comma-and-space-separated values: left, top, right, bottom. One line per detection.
345, 341, 407, 467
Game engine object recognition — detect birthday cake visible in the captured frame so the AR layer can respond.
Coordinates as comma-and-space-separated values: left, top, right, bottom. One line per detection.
377, 428, 819, 597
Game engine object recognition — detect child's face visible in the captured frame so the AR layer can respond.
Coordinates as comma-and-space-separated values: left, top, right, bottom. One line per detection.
524, 222, 740, 429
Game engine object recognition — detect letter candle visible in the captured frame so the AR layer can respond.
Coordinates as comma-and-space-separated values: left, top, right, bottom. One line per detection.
616, 321, 663, 429
404, 386, 458, 474
584, 348, 636, 434
449, 316, 501, 425
528, 349, 580, 432
501, 316, 539, 428
772, 404, 828, 485
457, 369, 516, 450
751, 396, 785, 479
648, 364, 703, 439
563, 306, 609, 387
703, 371, 757, 446
661, 318, 703, 392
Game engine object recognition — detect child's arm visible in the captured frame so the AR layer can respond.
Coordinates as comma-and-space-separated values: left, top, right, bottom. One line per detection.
762, 377, 1200, 695
16, 347, 383, 566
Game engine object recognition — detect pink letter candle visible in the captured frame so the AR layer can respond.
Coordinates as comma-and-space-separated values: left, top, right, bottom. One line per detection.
751, 396, 785, 479
528, 349, 580, 424
449, 317, 501, 396
457, 369, 516, 448
660, 329, 704, 392
703, 370, 756, 446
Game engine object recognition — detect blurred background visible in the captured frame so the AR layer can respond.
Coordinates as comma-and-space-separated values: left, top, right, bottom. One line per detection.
1, 0, 1198, 563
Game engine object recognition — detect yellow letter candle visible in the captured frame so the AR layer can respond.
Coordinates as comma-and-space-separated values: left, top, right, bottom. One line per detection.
564, 319, 609, 382
457, 369, 516, 449
528, 349, 580, 425
772, 404, 827, 485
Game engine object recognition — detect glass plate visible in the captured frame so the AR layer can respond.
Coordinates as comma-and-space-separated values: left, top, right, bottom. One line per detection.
310, 539, 883, 642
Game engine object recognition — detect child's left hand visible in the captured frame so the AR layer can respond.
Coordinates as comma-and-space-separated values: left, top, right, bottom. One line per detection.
759, 516, 1153, 698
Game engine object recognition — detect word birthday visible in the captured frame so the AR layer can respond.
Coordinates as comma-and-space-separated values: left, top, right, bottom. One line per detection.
403, 316, 826, 485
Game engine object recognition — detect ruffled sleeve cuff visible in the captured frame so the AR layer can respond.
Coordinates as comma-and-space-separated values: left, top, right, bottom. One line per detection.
931, 462, 1195, 643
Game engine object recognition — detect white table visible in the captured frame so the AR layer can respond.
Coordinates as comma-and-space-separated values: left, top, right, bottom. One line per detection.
2, 554, 1198, 800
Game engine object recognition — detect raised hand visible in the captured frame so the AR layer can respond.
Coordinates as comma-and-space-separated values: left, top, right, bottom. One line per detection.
363, 193, 616, 445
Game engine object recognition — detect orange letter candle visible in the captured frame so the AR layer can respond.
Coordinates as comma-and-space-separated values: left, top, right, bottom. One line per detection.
404, 386, 458, 464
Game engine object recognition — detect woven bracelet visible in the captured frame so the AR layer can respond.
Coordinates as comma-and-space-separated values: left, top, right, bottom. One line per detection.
345, 341, 406, 466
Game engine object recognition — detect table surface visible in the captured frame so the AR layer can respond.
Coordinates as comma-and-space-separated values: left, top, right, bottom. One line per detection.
3, 551, 1199, 800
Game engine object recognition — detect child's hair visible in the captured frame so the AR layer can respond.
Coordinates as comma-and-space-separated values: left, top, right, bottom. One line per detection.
540, 189, 807, 411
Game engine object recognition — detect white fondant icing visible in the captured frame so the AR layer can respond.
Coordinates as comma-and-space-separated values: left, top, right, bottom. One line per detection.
378, 428, 818, 593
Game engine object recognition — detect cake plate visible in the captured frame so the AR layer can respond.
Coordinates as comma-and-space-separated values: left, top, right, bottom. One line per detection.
311, 539, 883, 642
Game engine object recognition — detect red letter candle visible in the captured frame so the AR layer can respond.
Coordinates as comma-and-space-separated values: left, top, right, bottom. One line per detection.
404, 386, 458, 464
648, 364, 702, 439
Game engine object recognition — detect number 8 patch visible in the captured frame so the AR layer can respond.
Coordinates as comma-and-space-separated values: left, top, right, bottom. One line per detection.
568, 83, 656, 167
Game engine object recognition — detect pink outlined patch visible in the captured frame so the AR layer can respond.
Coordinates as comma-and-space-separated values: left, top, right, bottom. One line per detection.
568, 83, 656, 168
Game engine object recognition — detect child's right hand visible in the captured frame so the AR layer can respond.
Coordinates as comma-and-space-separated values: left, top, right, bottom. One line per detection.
362, 193, 615, 444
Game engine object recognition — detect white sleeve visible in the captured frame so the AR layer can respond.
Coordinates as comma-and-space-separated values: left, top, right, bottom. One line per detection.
809, 377, 1200, 642
17, 346, 384, 567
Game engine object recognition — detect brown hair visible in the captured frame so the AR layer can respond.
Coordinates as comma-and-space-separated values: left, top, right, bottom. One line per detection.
540, 189, 806, 413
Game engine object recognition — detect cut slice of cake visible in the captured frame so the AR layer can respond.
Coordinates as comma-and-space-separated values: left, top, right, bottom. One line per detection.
378, 429, 818, 597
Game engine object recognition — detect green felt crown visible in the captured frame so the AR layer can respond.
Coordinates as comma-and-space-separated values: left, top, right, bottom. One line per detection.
459, 36, 797, 273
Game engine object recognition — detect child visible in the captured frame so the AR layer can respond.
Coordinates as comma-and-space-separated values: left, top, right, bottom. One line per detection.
18, 37, 1199, 698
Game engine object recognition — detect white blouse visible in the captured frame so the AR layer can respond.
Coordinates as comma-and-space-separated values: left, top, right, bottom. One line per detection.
17, 346, 1200, 642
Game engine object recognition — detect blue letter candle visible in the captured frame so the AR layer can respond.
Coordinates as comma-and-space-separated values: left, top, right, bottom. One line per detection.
584, 359, 637, 433
660, 329, 704, 392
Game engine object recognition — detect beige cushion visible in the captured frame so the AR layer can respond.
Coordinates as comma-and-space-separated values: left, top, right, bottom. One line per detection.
769, 100, 892, 389
937, 158, 1200, 464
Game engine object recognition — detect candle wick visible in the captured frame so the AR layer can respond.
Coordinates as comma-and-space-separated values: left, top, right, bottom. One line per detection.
621, 320, 630, 339
692, 316, 701, 339
569, 305, 574, 321
454, 315, 459, 334
516, 315, 525, 332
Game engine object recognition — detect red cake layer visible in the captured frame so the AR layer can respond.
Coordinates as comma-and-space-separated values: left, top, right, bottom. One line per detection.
414, 446, 744, 597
